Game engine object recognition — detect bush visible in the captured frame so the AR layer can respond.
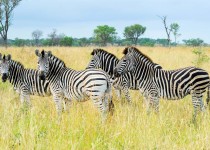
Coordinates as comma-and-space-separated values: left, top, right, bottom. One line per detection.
192, 48, 209, 67
183, 38, 204, 47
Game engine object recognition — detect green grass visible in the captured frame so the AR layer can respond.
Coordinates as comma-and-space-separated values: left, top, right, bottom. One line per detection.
0, 46, 210, 149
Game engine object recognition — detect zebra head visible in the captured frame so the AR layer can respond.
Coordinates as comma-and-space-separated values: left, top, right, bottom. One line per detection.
86, 49, 101, 69
114, 47, 136, 77
35, 49, 52, 80
0, 54, 11, 82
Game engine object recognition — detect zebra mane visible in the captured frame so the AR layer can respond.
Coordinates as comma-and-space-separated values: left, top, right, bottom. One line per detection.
91, 49, 118, 59
49, 54, 66, 68
10, 59, 24, 69
123, 47, 153, 63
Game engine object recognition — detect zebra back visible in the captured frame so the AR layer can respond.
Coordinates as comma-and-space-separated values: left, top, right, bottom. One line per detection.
6, 59, 50, 96
115, 46, 210, 100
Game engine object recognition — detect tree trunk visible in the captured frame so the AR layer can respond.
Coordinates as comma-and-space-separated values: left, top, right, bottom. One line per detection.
3, 35, 8, 49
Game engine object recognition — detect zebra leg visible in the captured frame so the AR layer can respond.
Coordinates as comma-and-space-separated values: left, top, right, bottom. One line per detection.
92, 96, 109, 123
20, 90, 31, 107
206, 86, 210, 109
63, 98, 72, 113
143, 92, 151, 115
200, 98, 205, 112
191, 92, 205, 122
52, 93, 63, 120
20, 94, 25, 104
114, 88, 121, 100
122, 87, 132, 103
25, 94, 31, 107
152, 96, 160, 113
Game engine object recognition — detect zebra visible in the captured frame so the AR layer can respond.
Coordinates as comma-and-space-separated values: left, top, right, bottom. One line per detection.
86, 48, 162, 103
35, 50, 114, 122
114, 47, 210, 120
0, 53, 51, 106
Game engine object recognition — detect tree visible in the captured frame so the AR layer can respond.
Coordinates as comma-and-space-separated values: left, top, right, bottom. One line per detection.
124, 24, 146, 45
156, 38, 168, 46
32, 30, 43, 46
93, 25, 117, 46
138, 38, 156, 47
60, 36, 73, 46
183, 38, 204, 47
14, 38, 25, 47
159, 16, 172, 47
0, 0, 22, 47
78, 37, 90, 46
170, 23, 181, 44
48, 29, 57, 46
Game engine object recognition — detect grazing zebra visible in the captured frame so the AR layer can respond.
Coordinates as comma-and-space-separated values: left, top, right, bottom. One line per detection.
35, 50, 113, 121
86, 49, 162, 102
0, 53, 51, 105
114, 47, 210, 120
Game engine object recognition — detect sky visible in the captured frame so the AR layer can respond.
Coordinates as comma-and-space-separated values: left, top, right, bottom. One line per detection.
8, 0, 210, 43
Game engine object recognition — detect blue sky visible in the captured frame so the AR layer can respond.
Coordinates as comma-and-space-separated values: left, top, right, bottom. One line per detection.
8, 0, 210, 43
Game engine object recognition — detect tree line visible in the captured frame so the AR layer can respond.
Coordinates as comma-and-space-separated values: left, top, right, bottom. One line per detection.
1, 25, 206, 47
0, 0, 208, 47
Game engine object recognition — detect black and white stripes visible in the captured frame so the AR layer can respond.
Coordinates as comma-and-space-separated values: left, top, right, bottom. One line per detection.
86, 49, 162, 103
86, 49, 138, 102
35, 50, 113, 121
0, 54, 51, 105
114, 47, 210, 119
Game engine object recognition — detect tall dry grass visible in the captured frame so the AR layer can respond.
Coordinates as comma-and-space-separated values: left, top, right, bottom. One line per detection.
0, 46, 210, 149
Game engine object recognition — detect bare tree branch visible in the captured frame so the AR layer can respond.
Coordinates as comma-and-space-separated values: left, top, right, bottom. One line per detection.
158, 15, 171, 47
0, 0, 22, 47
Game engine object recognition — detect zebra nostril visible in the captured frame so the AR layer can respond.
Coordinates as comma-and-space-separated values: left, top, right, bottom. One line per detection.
39, 74, 46, 80
2, 73, 8, 82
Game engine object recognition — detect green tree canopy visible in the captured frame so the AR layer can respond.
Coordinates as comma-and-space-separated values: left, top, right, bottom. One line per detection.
93, 25, 117, 46
124, 24, 146, 45
60, 36, 73, 46
170, 23, 181, 44
183, 38, 204, 47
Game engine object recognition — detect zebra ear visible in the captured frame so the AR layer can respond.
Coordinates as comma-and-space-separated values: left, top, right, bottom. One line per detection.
47, 51, 52, 57
7, 54, 11, 61
91, 49, 96, 55
35, 49, 40, 56
123, 47, 129, 55
124, 47, 134, 55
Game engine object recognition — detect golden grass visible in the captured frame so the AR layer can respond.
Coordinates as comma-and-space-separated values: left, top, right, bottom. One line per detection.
0, 46, 210, 149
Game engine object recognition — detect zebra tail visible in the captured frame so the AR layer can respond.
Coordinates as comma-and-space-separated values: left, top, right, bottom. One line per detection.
206, 84, 210, 106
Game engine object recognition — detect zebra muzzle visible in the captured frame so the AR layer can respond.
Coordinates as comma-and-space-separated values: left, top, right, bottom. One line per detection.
39, 71, 46, 80
2, 73, 8, 82
114, 68, 120, 77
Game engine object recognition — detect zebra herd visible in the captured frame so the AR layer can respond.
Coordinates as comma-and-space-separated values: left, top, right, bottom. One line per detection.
0, 47, 209, 122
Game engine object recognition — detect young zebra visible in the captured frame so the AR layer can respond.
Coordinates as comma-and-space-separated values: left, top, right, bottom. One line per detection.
86, 49, 162, 102
35, 50, 113, 121
114, 47, 210, 120
0, 54, 51, 105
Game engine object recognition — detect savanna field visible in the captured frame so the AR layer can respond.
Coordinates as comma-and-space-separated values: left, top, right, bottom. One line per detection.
0, 46, 210, 149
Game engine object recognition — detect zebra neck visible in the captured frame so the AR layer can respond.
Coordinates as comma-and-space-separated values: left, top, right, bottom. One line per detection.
9, 60, 24, 86
100, 55, 119, 77
133, 58, 155, 89
47, 57, 66, 81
